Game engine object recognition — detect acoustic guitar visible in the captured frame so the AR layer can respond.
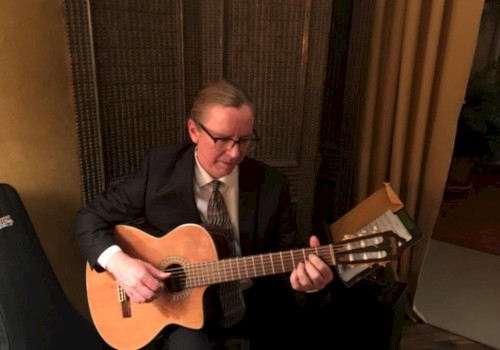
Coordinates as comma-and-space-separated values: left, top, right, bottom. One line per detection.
86, 224, 407, 350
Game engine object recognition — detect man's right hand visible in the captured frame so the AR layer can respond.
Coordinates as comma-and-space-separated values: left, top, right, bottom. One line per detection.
106, 251, 171, 304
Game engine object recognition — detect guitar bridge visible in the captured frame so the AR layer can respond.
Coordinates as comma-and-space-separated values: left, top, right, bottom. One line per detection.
117, 284, 131, 318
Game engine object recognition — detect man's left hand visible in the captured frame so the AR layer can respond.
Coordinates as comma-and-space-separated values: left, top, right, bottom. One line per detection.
289, 235, 334, 292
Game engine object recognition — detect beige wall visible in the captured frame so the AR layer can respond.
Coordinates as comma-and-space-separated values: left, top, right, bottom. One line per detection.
0, 0, 89, 318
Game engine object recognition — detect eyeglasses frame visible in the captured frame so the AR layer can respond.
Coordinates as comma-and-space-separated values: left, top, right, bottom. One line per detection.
195, 121, 261, 151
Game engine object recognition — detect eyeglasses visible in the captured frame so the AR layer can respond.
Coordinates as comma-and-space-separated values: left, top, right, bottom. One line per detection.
196, 122, 260, 152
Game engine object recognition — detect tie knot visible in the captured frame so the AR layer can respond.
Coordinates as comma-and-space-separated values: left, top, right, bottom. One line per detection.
212, 180, 222, 192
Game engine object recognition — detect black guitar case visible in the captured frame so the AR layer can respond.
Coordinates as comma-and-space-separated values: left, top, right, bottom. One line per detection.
0, 183, 102, 350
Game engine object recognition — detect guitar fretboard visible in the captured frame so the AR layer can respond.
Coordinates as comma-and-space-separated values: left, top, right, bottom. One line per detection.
182, 245, 336, 288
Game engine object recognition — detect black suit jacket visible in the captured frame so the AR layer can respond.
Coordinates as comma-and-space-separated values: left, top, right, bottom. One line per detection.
75, 144, 305, 338
75, 142, 297, 271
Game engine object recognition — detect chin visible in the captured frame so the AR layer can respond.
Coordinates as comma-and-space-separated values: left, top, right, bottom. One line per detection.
217, 163, 236, 177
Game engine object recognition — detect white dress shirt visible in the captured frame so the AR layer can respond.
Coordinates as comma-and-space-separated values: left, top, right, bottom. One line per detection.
193, 153, 242, 256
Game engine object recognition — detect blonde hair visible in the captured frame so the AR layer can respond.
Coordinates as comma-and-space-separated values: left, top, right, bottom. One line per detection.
190, 79, 254, 123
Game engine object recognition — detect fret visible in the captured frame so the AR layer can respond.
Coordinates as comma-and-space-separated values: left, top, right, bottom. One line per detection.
228, 259, 234, 281
230, 259, 236, 280
233, 259, 240, 280
257, 255, 266, 276
196, 264, 203, 286
260, 254, 265, 275
222, 259, 229, 281
279, 251, 285, 273
188, 264, 199, 288
183, 265, 190, 288
184, 265, 191, 288
244, 256, 250, 279
269, 253, 275, 274
236, 257, 242, 280
187, 265, 194, 287
251, 255, 257, 278
214, 259, 220, 286
207, 262, 215, 285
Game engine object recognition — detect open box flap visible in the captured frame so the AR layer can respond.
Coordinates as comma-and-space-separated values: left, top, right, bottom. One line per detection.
330, 183, 404, 241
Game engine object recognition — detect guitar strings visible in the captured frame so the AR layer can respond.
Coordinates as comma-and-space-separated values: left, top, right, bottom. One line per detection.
159, 242, 388, 289
163, 243, 381, 276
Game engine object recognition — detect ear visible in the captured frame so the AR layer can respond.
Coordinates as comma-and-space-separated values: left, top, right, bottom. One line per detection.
187, 118, 200, 144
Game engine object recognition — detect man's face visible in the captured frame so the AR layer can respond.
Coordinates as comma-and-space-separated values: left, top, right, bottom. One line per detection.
188, 103, 254, 179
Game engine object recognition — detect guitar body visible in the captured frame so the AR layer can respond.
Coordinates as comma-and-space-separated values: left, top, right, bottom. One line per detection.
86, 224, 218, 350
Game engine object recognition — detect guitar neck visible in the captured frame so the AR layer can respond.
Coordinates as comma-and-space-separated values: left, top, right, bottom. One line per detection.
182, 245, 336, 288
177, 229, 405, 288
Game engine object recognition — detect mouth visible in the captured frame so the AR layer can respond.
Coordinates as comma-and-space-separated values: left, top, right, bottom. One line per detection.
218, 156, 239, 165
220, 160, 236, 167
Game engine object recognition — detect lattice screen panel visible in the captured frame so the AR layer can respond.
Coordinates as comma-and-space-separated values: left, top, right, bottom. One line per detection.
225, 0, 309, 167
65, 0, 186, 204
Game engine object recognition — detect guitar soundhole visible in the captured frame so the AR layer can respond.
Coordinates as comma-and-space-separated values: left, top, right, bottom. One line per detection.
164, 264, 186, 292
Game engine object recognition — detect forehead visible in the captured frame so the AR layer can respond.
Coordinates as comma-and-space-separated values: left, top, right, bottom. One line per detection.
201, 104, 254, 137
202, 103, 254, 122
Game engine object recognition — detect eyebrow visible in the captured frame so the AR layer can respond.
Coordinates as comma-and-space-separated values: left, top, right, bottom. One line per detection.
205, 126, 255, 140
221, 133, 255, 140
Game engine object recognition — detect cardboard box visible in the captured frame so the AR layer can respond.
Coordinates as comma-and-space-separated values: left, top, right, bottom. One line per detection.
329, 183, 422, 286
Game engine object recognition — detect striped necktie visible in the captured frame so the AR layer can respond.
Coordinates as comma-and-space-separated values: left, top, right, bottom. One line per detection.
207, 180, 246, 327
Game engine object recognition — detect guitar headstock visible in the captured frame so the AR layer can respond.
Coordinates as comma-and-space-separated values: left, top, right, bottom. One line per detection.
335, 228, 407, 266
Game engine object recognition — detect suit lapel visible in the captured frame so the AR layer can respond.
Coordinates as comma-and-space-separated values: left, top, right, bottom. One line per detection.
238, 159, 257, 255
170, 145, 201, 224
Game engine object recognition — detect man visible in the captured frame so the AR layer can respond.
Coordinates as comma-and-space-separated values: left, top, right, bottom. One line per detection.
76, 79, 333, 349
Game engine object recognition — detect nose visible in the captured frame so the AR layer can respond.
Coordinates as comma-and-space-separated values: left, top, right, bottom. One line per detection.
226, 142, 241, 158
